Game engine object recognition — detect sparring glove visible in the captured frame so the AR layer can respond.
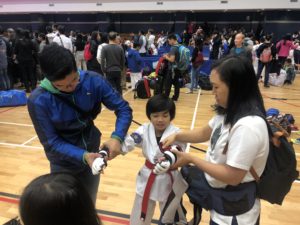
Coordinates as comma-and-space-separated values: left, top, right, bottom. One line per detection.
153, 145, 181, 175
91, 146, 110, 175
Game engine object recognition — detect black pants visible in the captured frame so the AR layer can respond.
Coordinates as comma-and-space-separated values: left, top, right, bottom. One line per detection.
164, 68, 181, 101
87, 58, 103, 75
19, 61, 36, 92
106, 71, 122, 95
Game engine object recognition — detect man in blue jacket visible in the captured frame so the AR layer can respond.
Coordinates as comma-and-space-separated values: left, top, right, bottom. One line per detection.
28, 44, 132, 204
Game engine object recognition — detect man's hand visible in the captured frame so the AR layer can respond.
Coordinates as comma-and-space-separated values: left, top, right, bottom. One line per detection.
84, 152, 101, 169
101, 138, 122, 160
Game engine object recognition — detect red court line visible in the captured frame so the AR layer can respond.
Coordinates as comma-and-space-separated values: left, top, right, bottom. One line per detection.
0, 195, 129, 225
100, 215, 129, 225
0, 196, 19, 204
262, 94, 300, 108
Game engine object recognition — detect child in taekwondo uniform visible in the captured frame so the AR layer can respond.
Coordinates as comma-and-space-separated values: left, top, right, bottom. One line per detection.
122, 94, 187, 225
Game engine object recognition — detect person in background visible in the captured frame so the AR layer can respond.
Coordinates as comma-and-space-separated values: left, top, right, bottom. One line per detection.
256, 35, 276, 88
96, 32, 109, 75
126, 42, 143, 90
74, 33, 86, 71
87, 31, 102, 74
101, 31, 125, 94
229, 32, 252, 63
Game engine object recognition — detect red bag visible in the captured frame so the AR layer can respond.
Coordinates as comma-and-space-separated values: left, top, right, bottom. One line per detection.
192, 51, 204, 68
84, 42, 93, 61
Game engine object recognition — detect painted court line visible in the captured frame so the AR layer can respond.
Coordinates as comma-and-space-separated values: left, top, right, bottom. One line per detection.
0, 121, 33, 127
0, 142, 43, 150
186, 89, 202, 152
21, 136, 38, 146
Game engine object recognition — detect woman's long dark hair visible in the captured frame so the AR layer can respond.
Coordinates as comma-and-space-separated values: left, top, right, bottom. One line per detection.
211, 55, 266, 126
20, 173, 101, 225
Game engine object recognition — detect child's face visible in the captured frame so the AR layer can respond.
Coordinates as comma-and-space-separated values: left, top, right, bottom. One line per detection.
150, 111, 171, 134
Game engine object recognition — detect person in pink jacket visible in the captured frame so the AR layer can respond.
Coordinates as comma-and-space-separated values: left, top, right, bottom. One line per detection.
276, 33, 298, 65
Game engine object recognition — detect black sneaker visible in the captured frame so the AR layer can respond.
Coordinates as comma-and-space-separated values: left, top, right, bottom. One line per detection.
264, 84, 270, 88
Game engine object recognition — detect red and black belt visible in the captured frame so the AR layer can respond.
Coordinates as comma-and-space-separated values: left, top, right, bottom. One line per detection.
140, 160, 174, 221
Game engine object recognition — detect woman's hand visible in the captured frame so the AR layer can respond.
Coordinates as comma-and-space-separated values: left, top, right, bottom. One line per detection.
161, 133, 177, 148
170, 149, 193, 169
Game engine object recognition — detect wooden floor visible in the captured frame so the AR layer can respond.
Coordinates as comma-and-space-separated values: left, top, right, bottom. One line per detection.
0, 76, 300, 225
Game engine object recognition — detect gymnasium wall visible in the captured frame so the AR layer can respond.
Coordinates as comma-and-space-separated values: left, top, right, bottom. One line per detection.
0, 10, 299, 40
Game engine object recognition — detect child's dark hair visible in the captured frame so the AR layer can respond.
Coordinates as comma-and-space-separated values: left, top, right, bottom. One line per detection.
146, 94, 176, 120
285, 58, 292, 64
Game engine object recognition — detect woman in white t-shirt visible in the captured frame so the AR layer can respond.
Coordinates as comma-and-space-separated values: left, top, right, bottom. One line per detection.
159, 55, 269, 225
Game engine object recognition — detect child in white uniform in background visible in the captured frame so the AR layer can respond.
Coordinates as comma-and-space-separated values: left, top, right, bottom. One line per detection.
122, 94, 187, 225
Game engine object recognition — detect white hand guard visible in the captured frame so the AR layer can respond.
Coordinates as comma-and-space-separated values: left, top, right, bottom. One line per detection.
153, 150, 177, 175
91, 146, 110, 175
92, 157, 107, 175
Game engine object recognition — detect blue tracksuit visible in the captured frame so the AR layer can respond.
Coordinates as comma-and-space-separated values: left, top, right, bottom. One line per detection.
127, 48, 144, 73
28, 70, 132, 170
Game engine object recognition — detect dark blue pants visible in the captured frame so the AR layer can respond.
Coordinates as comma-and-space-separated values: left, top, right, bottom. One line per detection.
50, 163, 100, 205
257, 61, 271, 86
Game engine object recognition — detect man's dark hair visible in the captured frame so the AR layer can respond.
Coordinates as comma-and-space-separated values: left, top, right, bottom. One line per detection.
57, 25, 65, 35
38, 43, 77, 81
146, 94, 176, 121
46, 26, 52, 34
167, 33, 177, 41
108, 31, 117, 41
100, 32, 108, 44
285, 58, 292, 64
0, 25, 4, 34
133, 42, 141, 49
20, 173, 101, 225
211, 55, 266, 126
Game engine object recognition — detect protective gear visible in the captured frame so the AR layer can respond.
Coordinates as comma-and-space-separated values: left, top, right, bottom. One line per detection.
153, 145, 181, 174
91, 146, 110, 175
153, 160, 171, 175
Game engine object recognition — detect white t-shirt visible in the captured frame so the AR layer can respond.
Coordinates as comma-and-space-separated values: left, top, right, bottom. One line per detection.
96, 43, 108, 64
53, 34, 73, 52
206, 115, 269, 225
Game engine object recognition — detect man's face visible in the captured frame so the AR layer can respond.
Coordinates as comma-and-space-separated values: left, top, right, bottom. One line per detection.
52, 71, 79, 93
168, 38, 175, 46
234, 34, 244, 47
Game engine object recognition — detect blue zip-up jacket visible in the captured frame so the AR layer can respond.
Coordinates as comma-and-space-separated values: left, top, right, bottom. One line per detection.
126, 48, 144, 73
28, 70, 132, 170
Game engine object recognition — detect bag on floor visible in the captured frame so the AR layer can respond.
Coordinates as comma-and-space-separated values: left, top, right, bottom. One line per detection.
134, 78, 151, 99
0, 90, 27, 107
269, 69, 287, 87
198, 75, 212, 90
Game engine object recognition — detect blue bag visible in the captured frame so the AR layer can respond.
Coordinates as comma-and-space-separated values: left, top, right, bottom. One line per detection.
0, 90, 27, 107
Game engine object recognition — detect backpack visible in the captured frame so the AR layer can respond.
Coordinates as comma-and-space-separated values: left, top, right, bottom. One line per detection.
84, 42, 92, 61
260, 47, 272, 63
198, 75, 212, 90
155, 57, 169, 77
249, 117, 299, 205
134, 78, 151, 99
177, 45, 190, 71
